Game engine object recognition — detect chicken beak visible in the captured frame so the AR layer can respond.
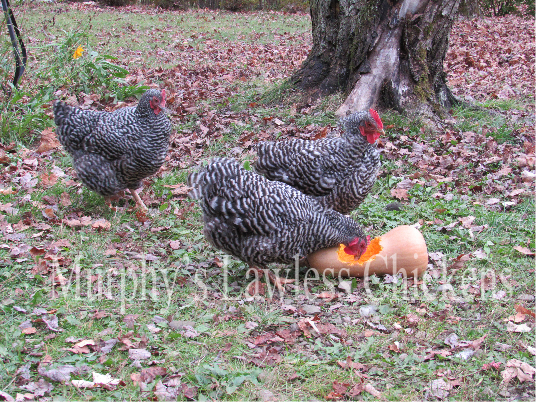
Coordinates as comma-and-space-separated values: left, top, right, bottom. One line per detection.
159, 105, 171, 115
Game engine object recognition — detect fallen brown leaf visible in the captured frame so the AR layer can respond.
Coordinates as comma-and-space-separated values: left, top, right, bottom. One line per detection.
247, 348, 282, 367
518, 341, 536, 356
180, 383, 197, 400
515, 304, 536, 318
390, 188, 409, 200
29, 246, 46, 257
364, 383, 382, 398
500, 359, 535, 388
0, 187, 14, 195
297, 316, 321, 338
135, 209, 150, 223
471, 334, 488, 351
247, 280, 266, 296
337, 356, 366, 371
163, 183, 191, 197
59, 192, 71, 207
22, 327, 37, 335
332, 381, 350, 395
139, 366, 167, 384
130, 372, 142, 386
92, 219, 111, 231
363, 329, 375, 337
447, 253, 471, 272
459, 216, 476, 228
508, 188, 525, 197
314, 323, 347, 338
317, 291, 338, 301
93, 310, 109, 319
482, 362, 502, 371
325, 391, 344, 400
389, 342, 401, 353
348, 383, 365, 397
251, 332, 283, 346
0, 149, 10, 164
40, 172, 58, 187
506, 321, 531, 333
275, 329, 300, 344
510, 311, 527, 323
169, 240, 181, 250
66, 345, 90, 354
37, 127, 61, 154
513, 246, 535, 257
42, 208, 57, 220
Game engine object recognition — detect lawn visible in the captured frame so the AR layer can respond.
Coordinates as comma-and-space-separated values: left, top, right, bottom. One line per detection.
0, 2, 534, 401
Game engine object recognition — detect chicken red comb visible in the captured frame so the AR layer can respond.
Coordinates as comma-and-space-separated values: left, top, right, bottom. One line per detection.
369, 108, 383, 129
161, 89, 166, 99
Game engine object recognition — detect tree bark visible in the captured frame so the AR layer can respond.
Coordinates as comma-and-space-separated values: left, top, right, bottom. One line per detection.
291, 0, 462, 117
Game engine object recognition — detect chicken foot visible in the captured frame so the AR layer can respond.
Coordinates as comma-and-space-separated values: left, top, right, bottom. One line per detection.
104, 197, 118, 212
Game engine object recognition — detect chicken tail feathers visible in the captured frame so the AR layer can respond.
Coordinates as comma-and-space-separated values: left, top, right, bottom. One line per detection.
188, 158, 243, 206
53, 101, 71, 127
54, 101, 80, 151
53, 100, 103, 152
189, 158, 269, 232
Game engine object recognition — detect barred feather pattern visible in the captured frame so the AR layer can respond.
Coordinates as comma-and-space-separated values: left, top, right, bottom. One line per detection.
316, 146, 380, 213
254, 110, 382, 214
54, 89, 172, 196
188, 158, 366, 267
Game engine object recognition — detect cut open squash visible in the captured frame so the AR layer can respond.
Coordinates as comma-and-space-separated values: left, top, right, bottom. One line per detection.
305, 225, 429, 278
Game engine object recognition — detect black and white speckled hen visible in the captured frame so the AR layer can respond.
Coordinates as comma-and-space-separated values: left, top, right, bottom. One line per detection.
188, 158, 368, 268
53, 89, 172, 211
255, 109, 384, 214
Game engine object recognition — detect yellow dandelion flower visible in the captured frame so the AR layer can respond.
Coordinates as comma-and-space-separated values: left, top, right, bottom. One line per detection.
73, 45, 84, 59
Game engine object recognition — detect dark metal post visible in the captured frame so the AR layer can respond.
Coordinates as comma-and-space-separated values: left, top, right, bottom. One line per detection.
2, 0, 27, 88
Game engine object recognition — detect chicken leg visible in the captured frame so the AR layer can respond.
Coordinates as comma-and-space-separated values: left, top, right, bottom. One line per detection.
129, 188, 148, 213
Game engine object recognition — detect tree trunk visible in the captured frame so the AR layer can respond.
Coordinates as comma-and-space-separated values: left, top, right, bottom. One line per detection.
291, 0, 462, 117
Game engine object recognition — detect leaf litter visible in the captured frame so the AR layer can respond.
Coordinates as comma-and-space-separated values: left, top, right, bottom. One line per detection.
1, 3, 534, 400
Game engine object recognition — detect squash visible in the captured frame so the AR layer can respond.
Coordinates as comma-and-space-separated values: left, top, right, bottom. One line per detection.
305, 225, 428, 278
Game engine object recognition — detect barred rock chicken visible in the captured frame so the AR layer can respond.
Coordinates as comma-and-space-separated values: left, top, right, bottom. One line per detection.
188, 158, 368, 268
53, 89, 172, 211
255, 109, 384, 214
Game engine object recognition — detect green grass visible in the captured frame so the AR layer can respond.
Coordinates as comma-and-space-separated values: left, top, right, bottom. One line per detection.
452, 99, 531, 144
16, 5, 309, 68
1, 128, 534, 400
0, 3, 534, 401
1, 2, 311, 144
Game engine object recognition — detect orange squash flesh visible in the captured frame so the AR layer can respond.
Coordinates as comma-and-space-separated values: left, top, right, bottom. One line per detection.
337, 237, 383, 264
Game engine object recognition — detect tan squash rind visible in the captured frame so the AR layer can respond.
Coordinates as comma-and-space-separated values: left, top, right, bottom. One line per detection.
305, 225, 428, 278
